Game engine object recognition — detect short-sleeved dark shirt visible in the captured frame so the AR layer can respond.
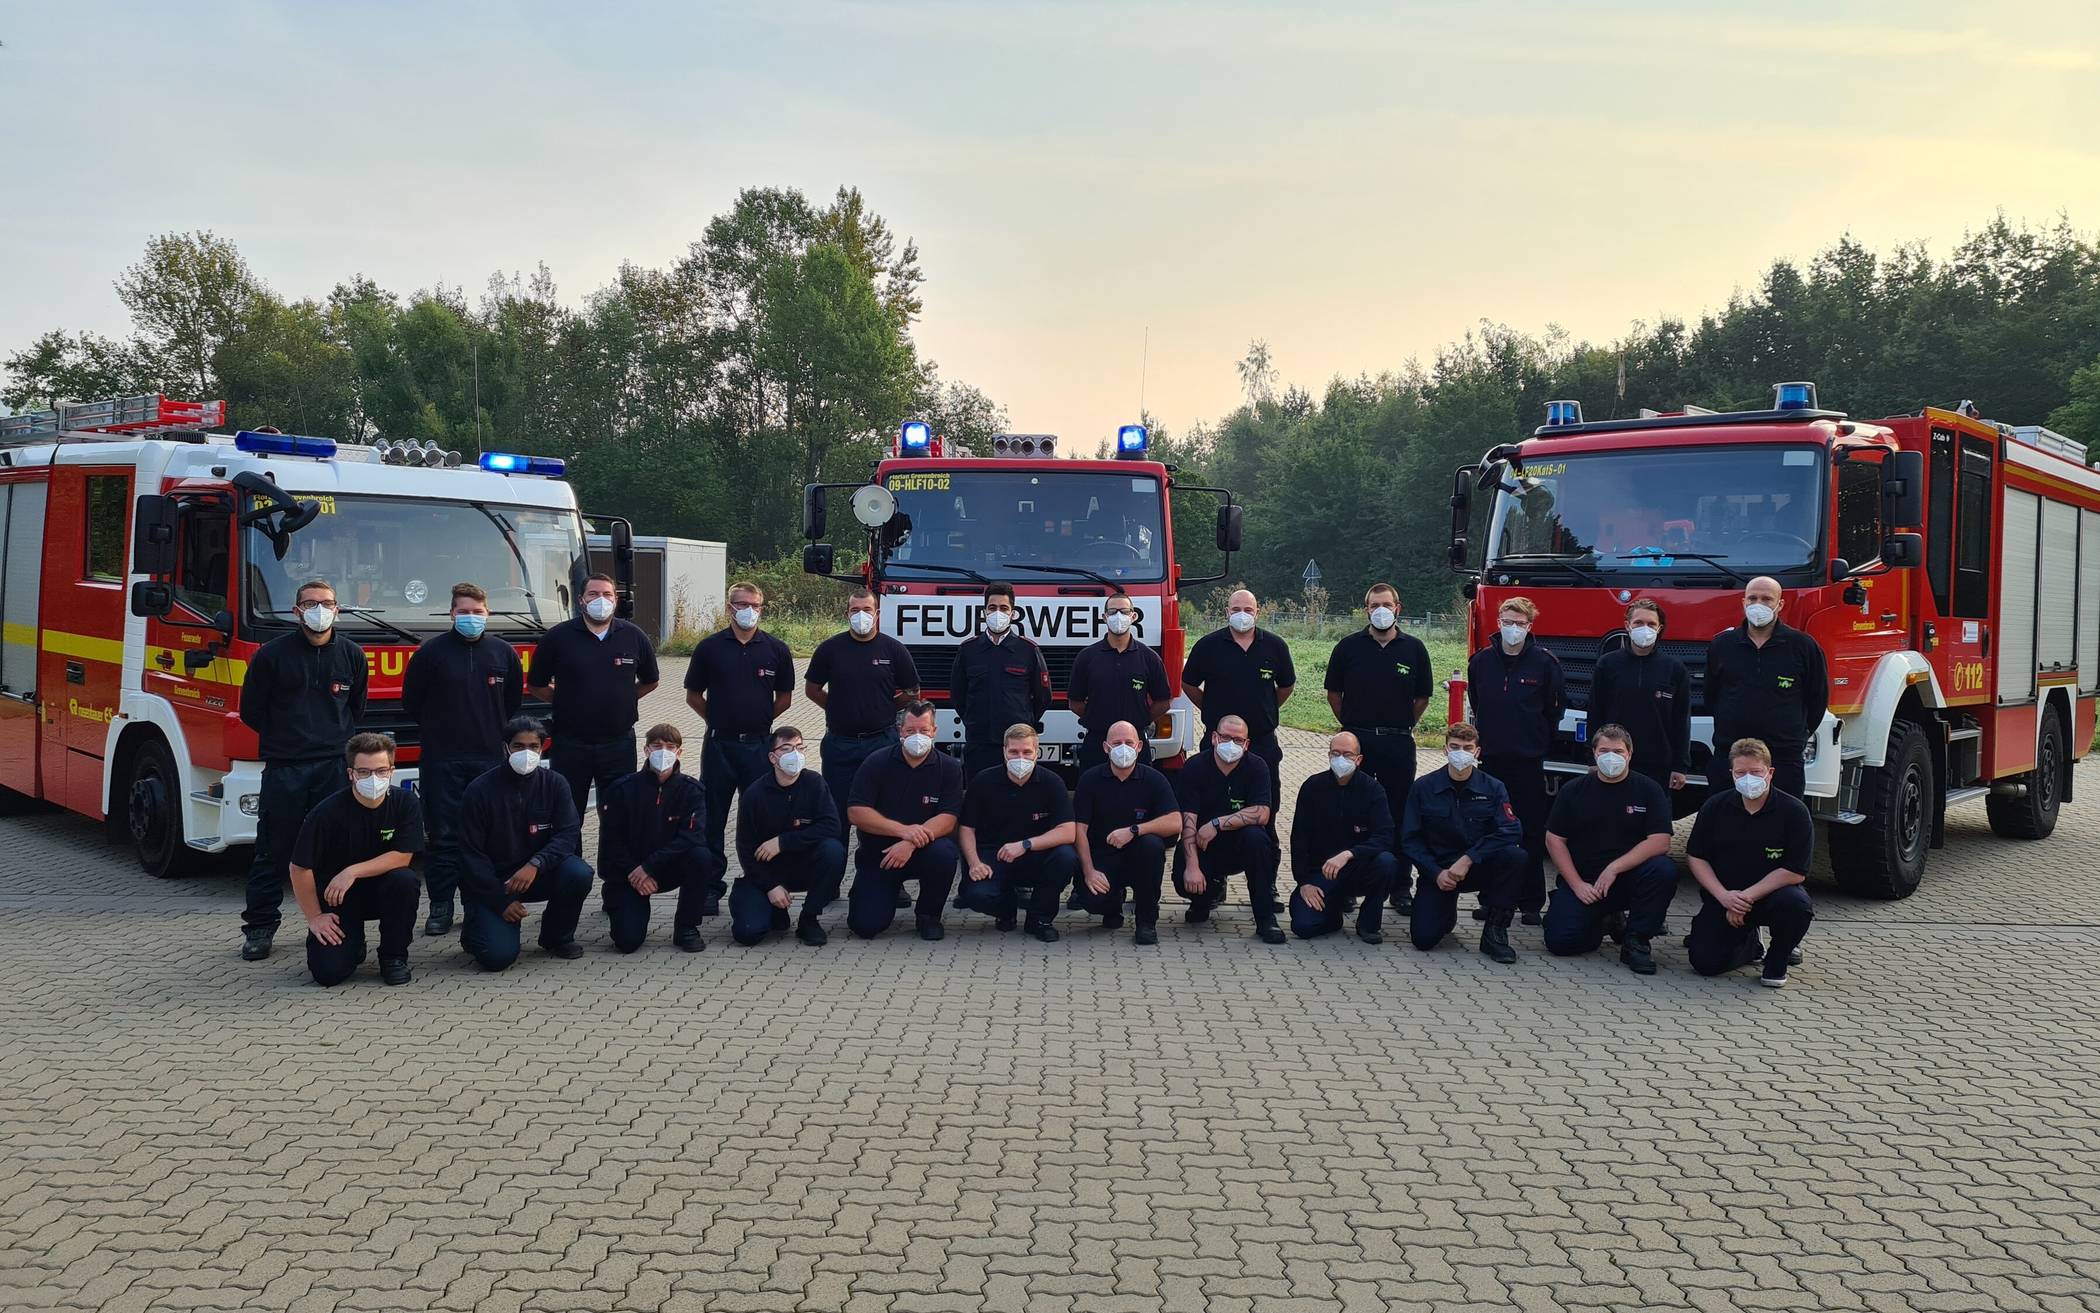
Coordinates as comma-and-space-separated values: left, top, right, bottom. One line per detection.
807, 632, 921, 736
1074, 762, 1180, 844
682, 628, 795, 735
1181, 627, 1296, 738
528, 618, 659, 741
1067, 638, 1171, 742
1173, 751, 1274, 821
1323, 628, 1434, 730
960, 767, 1073, 852
290, 786, 425, 881
1545, 771, 1672, 876
1686, 790, 1815, 891
846, 744, 964, 832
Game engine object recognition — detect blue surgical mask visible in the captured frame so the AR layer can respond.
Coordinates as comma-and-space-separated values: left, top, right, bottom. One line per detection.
453, 613, 487, 640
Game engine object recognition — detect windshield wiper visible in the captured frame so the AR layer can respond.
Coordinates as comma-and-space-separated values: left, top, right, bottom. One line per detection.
477, 507, 555, 628
1491, 554, 1608, 586
337, 605, 421, 645
1004, 562, 1118, 588
1614, 551, 1750, 585
875, 559, 993, 587
484, 609, 548, 634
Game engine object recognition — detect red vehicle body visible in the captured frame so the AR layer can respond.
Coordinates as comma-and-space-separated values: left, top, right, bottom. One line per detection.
803, 426, 1243, 775
1448, 389, 2095, 898
0, 397, 621, 878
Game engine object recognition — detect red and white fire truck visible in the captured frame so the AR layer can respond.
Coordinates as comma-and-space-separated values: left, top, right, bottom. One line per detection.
801, 422, 1244, 774
0, 395, 631, 878
1447, 383, 2096, 898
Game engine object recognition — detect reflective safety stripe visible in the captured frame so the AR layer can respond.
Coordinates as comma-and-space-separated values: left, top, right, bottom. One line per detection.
40, 629, 126, 664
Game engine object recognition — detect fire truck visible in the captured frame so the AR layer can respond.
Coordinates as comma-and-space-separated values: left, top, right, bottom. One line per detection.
1446, 382, 2096, 898
800, 422, 1243, 774
0, 395, 632, 878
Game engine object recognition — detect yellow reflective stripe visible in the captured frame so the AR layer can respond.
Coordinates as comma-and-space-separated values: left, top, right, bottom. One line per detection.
2, 622, 36, 647
40, 629, 126, 664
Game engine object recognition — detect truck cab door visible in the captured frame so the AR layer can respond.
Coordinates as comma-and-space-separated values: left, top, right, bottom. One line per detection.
143, 497, 238, 771
39, 467, 132, 817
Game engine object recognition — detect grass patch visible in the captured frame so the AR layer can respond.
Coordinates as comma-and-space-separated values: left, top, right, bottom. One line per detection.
1275, 634, 1472, 743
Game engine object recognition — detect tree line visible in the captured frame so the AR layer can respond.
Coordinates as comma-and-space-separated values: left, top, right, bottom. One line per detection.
6, 205, 2098, 613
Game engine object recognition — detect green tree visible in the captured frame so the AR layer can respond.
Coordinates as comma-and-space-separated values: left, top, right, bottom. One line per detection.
2048, 354, 2100, 459
115, 231, 262, 396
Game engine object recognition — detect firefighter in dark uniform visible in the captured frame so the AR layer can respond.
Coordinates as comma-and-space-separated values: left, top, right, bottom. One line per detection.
526, 573, 661, 821
1172, 714, 1285, 945
1686, 737, 1816, 987
1465, 595, 1563, 924
805, 587, 921, 905
729, 726, 847, 946
684, 581, 796, 909
1287, 732, 1400, 944
1181, 588, 1295, 782
844, 702, 964, 942
1322, 581, 1433, 914
288, 732, 424, 987
1705, 576, 1828, 802
457, 716, 594, 971
599, 723, 721, 954
1072, 720, 1183, 944
238, 578, 368, 962
1067, 592, 1171, 773
957, 724, 1079, 942
1402, 721, 1528, 963
401, 582, 524, 938
1541, 724, 1678, 975
950, 582, 1051, 781
1586, 597, 1691, 797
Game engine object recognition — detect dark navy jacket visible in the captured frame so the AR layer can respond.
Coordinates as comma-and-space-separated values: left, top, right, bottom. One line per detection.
734, 772, 842, 874
1401, 767, 1524, 874
401, 629, 524, 764
459, 765, 583, 909
598, 766, 714, 882
1466, 640, 1565, 761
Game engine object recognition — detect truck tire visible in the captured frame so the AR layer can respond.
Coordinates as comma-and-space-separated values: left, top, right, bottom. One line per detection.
123, 736, 203, 880
1829, 719, 1931, 900
1986, 710, 2064, 841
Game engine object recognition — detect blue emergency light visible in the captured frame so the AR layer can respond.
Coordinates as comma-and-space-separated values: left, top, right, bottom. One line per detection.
234, 430, 337, 459
1116, 423, 1149, 457
1544, 400, 1583, 427
478, 451, 567, 477
1774, 381, 1818, 411
899, 420, 932, 454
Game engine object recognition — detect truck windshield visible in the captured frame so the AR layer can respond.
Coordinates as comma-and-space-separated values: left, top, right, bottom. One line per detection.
879, 469, 1167, 583
1487, 444, 1825, 576
244, 495, 587, 635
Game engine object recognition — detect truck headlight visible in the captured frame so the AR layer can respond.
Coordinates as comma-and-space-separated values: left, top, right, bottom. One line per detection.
238, 794, 261, 817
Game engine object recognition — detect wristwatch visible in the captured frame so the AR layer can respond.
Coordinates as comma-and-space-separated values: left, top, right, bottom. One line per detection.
1021, 838, 1033, 853
1128, 825, 1141, 841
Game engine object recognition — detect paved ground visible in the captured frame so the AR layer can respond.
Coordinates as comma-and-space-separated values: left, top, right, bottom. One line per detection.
3, 685, 2098, 1312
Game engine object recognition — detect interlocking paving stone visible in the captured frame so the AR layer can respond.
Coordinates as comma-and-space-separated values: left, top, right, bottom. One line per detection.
2, 686, 2097, 1310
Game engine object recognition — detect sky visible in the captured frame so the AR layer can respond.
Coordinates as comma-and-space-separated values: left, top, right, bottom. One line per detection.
3, 0, 2098, 441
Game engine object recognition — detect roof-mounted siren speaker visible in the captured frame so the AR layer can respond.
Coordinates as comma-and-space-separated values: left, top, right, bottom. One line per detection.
1773, 381, 1818, 411
1543, 400, 1583, 427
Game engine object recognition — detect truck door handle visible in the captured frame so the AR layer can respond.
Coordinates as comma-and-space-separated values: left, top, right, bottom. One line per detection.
1981, 627, 1991, 657
65, 662, 86, 685
154, 651, 175, 670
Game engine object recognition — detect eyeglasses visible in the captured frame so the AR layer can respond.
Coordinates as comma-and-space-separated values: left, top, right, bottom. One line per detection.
350, 767, 393, 781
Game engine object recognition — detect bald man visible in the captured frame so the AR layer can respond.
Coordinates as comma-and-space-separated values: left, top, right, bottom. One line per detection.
1072, 721, 1182, 944
1705, 576, 1827, 802
1287, 732, 1400, 944
1173, 714, 1284, 944
1181, 589, 1295, 781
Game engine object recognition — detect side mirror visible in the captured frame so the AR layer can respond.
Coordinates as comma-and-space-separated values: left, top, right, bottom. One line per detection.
1881, 532, 1922, 568
1829, 558, 1852, 582
1449, 465, 1475, 545
802, 485, 827, 540
130, 581, 173, 618
1215, 504, 1243, 553
803, 542, 836, 575
1882, 451, 1924, 527
212, 608, 235, 639
132, 496, 180, 576
610, 517, 635, 565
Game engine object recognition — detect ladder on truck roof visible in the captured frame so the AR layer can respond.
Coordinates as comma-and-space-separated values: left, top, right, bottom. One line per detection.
0, 394, 227, 444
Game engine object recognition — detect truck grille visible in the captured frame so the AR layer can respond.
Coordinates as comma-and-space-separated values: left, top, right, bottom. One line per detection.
905, 645, 1084, 698
1533, 636, 1710, 714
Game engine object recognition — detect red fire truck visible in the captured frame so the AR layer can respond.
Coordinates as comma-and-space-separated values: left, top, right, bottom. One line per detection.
1447, 383, 2096, 898
0, 396, 632, 878
800, 422, 1243, 774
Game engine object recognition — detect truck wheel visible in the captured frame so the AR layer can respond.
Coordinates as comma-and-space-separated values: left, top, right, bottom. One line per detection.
1829, 719, 1931, 900
1986, 710, 2065, 841
124, 736, 202, 880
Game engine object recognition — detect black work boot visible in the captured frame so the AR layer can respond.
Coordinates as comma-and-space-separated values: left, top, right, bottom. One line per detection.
423, 901, 454, 938
1027, 919, 1060, 944
1255, 919, 1285, 946
1620, 934, 1656, 975
673, 926, 705, 952
1480, 915, 1518, 964
1603, 909, 1628, 945
240, 927, 273, 961
916, 915, 945, 941
379, 958, 412, 985
796, 920, 828, 947
1134, 924, 1158, 946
